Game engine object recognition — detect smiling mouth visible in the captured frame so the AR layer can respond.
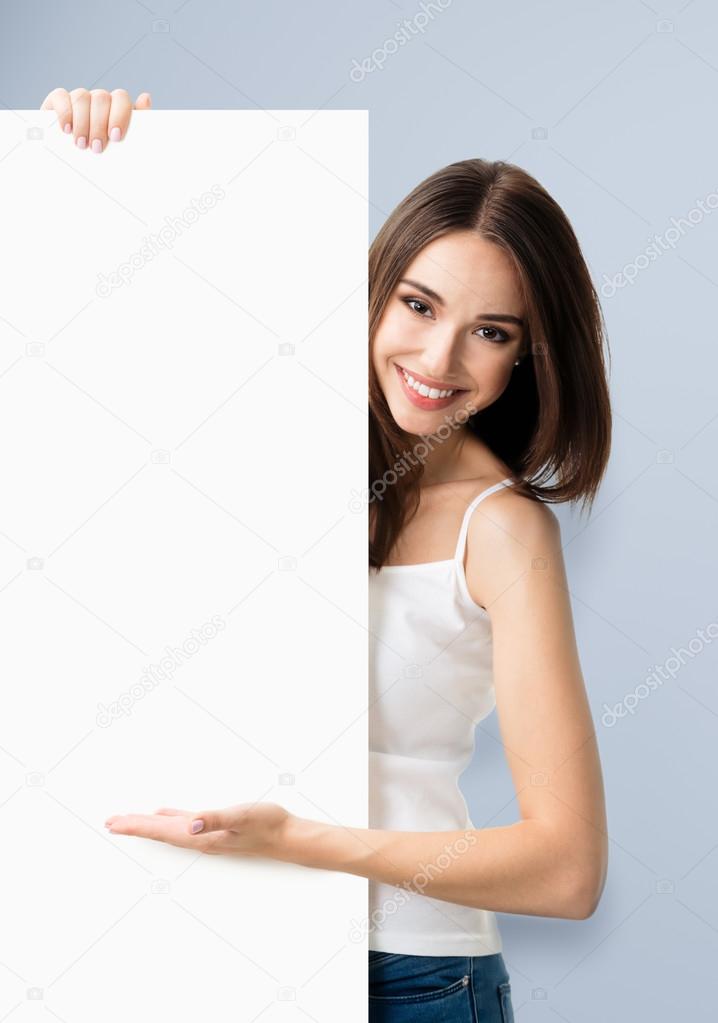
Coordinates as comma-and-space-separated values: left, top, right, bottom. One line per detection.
395, 363, 468, 399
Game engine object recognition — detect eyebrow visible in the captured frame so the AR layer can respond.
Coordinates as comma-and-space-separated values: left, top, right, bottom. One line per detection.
398, 278, 525, 327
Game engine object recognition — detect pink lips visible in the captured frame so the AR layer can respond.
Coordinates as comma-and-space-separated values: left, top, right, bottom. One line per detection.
394, 363, 467, 411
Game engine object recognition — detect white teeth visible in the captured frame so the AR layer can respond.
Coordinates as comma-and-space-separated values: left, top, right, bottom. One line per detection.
401, 368, 455, 399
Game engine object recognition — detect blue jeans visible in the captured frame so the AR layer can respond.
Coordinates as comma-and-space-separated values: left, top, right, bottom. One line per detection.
368, 950, 514, 1022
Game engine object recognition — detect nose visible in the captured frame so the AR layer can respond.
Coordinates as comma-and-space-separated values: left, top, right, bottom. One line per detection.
420, 329, 463, 384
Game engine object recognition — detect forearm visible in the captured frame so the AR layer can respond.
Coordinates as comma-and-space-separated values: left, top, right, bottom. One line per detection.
279, 815, 590, 920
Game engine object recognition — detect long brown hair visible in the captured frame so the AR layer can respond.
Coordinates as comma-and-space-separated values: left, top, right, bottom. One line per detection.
369, 158, 612, 569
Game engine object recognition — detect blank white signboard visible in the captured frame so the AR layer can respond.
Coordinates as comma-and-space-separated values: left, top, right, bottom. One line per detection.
0, 109, 368, 1020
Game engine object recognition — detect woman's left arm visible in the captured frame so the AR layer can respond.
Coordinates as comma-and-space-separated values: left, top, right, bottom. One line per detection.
278, 493, 608, 921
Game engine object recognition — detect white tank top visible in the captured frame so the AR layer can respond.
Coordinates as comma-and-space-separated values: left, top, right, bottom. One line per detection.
367, 477, 513, 957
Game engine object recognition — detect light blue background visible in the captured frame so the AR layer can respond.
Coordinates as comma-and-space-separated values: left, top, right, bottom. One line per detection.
2, 0, 716, 1017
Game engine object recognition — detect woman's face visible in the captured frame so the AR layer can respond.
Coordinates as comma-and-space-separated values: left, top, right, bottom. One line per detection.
372, 230, 527, 435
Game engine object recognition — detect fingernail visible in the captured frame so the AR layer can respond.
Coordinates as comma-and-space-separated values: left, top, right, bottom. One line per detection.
191, 819, 204, 834
91, 138, 103, 154
63, 122, 72, 134
109, 126, 121, 142
76, 136, 87, 149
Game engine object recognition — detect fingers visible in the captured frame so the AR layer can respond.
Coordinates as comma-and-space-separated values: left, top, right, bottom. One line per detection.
105, 808, 191, 829
88, 89, 112, 153
42, 87, 152, 151
189, 803, 250, 835
108, 88, 133, 143
68, 88, 90, 149
189, 809, 226, 834
105, 813, 180, 842
103, 812, 223, 854
40, 87, 73, 134
188, 808, 223, 834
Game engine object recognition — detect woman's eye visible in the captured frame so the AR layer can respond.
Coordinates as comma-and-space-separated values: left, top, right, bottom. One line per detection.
403, 298, 432, 316
475, 326, 509, 343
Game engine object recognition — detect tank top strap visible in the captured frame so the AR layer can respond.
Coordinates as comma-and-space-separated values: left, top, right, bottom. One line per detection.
453, 477, 514, 567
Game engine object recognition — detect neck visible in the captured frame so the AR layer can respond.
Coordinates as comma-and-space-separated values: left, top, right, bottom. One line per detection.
409, 425, 470, 486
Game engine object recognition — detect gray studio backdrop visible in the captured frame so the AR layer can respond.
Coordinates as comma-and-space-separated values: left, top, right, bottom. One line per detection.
2, 0, 716, 1018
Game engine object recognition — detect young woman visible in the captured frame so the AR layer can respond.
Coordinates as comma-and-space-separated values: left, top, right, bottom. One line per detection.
42, 88, 610, 1022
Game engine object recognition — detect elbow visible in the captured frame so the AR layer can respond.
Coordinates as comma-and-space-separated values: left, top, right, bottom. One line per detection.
567, 880, 602, 920
546, 828, 608, 921
533, 819, 608, 920
565, 859, 608, 920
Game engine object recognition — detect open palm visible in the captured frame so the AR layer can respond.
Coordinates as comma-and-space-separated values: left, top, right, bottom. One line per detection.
104, 801, 293, 858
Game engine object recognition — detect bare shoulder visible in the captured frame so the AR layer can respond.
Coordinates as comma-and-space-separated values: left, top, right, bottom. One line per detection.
472, 481, 560, 544
463, 481, 563, 610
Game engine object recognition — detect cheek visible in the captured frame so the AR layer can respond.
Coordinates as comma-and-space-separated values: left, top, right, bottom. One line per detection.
464, 350, 515, 393
372, 308, 419, 362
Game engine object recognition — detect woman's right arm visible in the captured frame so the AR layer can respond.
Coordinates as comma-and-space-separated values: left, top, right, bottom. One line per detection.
40, 87, 151, 152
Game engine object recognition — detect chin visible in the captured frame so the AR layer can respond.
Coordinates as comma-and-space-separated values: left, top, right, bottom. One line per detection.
389, 395, 469, 436
389, 408, 437, 435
